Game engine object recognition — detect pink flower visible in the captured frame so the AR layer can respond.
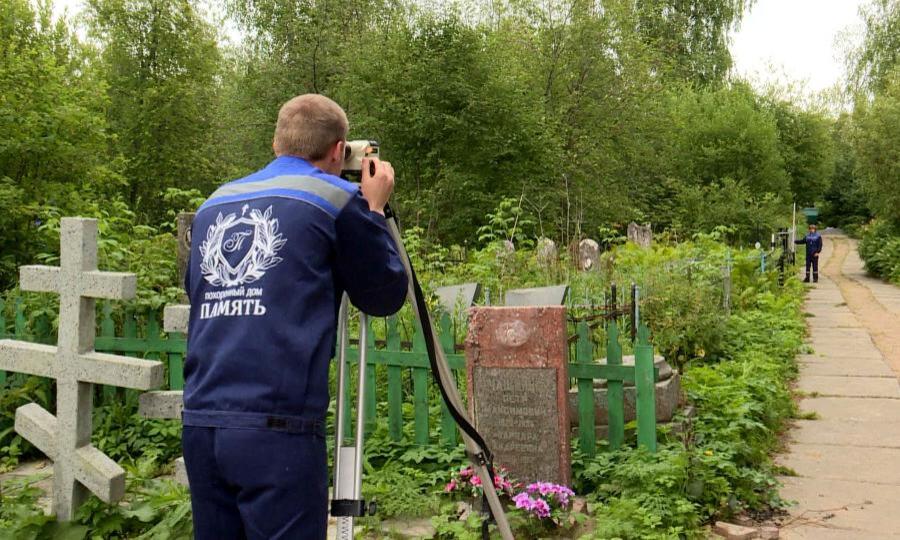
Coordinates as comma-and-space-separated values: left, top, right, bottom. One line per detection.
533, 498, 551, 518
513, 492, 534, 510
444, 479, 457, 492
525, 482, 575, 508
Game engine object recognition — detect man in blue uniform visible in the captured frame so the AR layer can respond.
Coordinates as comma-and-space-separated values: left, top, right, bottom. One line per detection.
795, 224, 823, 283
182, 94, 408, 539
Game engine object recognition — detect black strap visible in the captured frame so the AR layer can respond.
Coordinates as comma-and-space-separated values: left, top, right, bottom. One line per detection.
386, 204, 499, 535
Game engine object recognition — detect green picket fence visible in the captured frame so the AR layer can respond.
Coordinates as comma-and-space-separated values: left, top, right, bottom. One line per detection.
0, 298, 659, 456
0, 299, 187, 397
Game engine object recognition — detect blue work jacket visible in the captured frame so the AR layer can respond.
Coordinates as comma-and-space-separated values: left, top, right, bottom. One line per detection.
795, 232, 823, 257
182, 156, 408, 430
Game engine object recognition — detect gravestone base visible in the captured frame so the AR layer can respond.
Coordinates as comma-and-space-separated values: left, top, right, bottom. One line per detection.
588, 404, 694, 440
567, 373, 682, 428
567, 355, 683, 430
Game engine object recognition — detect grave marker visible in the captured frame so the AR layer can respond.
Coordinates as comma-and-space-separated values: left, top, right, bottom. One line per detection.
176, 212, 194, 297
536, 238, 557, 268
434, 283, 482, 316
0, 218, 165, 520
578, 239, 599, 271
465, 306, 570, 485
627, 222, 652, 248
504, 285, 569, 307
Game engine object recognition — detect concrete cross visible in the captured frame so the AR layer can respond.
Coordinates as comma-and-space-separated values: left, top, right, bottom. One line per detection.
139, 304, 189, 486
0, 218, 165, 520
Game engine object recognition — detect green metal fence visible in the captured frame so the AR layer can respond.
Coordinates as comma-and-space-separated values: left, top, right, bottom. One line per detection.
0, 298, 659, 456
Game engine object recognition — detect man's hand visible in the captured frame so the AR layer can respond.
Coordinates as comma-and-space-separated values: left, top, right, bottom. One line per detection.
360, 157, 394, 215
814, 252, 820, 257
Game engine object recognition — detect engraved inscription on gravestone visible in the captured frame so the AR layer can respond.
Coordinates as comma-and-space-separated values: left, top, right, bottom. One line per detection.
465, 306, 570, 485
473, 367, 561, 483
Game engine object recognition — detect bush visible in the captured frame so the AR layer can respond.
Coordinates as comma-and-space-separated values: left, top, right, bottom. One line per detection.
858, 219, 900, 283
571, 271, 804, 538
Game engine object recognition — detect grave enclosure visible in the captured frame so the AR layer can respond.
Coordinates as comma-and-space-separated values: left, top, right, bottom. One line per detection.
0, 217, 677, 520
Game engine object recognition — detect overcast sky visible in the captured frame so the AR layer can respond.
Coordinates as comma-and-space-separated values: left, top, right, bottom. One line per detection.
53, 0, 866, 95
731, 0, 866, 94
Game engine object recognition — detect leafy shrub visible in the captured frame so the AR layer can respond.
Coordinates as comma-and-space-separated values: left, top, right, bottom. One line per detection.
572, 272, 804, 538
858, 219, 900, 283
0, 376, 53, 471
92, 398, 183, 467
0, 460, 192, 540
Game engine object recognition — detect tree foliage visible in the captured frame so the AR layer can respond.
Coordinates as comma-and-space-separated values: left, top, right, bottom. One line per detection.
851, 0, 900, 94
853, 69, 900, 226
0, 0, 845, 283
0, 0, 112, 287
86, 0, 223, 222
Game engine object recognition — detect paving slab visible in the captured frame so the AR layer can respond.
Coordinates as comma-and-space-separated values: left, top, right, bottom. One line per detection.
797, 396, 900, 422
796, 375, 900, 399
787, 417, 900, 448
798, 357, 895, 377
805, 315, 863, 329
782, 525, 900, 540
779, 476, 900, 539
797, 352, 879, 362
805, 341, 881, 358
779, 443, 900, 484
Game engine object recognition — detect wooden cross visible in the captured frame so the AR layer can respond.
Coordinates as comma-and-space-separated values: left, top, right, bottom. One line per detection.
0, 218, 164, 520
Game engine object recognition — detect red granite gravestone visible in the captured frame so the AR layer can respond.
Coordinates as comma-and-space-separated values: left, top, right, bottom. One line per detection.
465, 306, 570, 486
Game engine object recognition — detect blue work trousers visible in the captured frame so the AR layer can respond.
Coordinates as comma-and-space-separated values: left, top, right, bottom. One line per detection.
183, 426, 328, 540
805, 254, 819, 281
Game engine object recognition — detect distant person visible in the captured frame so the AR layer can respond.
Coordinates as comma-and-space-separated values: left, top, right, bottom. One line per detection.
795, 224, 823, 283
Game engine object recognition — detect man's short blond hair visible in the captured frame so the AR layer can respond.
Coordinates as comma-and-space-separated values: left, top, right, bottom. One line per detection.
273, 94, 349, 160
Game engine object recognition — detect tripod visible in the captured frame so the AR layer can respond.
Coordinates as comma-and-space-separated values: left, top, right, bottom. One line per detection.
331, 295, 373, 539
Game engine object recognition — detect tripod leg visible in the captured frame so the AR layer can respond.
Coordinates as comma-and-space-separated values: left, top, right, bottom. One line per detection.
331, 300, 371, 534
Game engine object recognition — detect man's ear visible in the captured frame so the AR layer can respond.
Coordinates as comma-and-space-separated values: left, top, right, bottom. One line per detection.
331, 140, 345, 164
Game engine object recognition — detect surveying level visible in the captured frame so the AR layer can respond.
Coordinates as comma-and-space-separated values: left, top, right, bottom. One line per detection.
342, 140, 379, 178
330, 142, 514, 540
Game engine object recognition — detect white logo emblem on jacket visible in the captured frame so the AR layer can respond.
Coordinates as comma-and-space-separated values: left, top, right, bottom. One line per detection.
199, 205, 287, 287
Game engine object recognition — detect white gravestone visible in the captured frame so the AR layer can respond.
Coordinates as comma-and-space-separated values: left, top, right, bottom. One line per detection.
578, 239, 599, 271
138, 304, 189, 486
536, 238, 557, 268
0, 218, 165, 520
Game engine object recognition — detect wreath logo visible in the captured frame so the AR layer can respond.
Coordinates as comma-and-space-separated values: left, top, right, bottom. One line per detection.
199, 205, 287, 287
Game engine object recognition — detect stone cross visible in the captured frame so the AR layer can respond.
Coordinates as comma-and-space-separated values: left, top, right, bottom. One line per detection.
139, 304, 189, 486
0, 218, 165, 520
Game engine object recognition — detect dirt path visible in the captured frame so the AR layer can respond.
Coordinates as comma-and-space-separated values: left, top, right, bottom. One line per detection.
777, 233, 900, 539
823, 236, 900, 374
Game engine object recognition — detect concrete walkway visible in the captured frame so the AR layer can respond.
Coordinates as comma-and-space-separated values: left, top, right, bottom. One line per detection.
778, 233, 900, 539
